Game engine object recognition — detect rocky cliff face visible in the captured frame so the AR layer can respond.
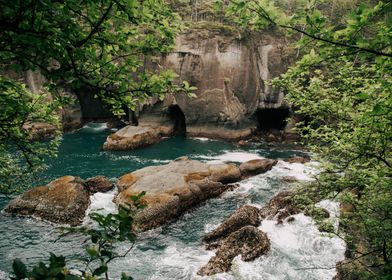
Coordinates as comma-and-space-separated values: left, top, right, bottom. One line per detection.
4, 23, 294, 140
137, 26, 294, 139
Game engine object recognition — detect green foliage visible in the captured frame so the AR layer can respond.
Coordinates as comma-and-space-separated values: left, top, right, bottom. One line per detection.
0, 75, 61, 194
0, 0, 184, 114
0, 0, 197, 194
11, 193, 146, 280
12, 253, 78, 280
225, 0, 391, 278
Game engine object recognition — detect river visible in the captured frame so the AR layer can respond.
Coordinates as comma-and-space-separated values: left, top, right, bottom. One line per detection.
0, 123, 345, 279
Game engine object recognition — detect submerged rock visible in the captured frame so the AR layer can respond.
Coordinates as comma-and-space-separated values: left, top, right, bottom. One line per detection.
239, 159, 278, 177
203, 205, 261, 246
5, 176, 90, 226
23, 122, 59, 140
103, 125, 173, 150
106, 119, 126, 129
4, 175, 114, 225
282, 175, 298, 182
198, 226, 270, 276
84, 176, 114, 193
259, 190, 300, 221
284, 155, 311, 164
115, 157, 242, 230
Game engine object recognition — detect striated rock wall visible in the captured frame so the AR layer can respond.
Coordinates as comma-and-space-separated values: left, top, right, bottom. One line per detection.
137, 26, 294, 139
3, 24, 294, 140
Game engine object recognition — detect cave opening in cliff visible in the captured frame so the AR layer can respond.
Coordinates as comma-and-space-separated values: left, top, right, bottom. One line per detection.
255, 108, 290, 131
168, 105, 186, 136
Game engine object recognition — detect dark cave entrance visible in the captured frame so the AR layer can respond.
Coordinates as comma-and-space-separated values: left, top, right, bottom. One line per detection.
168, 105, 186, 136
255, 108, 291, 131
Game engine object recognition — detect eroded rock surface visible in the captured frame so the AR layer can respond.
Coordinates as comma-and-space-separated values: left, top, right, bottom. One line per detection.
103, 125, 173, 150
239, 159, 278, 177
5, 176, 89, 226
115, 157, 242, 230
85, 176, 114, 193
284, 155, 311, 164
5, 175, 113, 225
203, 205, 261, 246
198, 225, 270, 276
259, 190, 300, 222
23, 122, 59, 140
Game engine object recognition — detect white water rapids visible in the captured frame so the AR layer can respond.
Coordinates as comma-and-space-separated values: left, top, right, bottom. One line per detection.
80, 153, 346, 280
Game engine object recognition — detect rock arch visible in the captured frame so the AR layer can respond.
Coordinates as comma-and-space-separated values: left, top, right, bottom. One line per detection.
255, 108, 290, 131
168, 105, 186, 136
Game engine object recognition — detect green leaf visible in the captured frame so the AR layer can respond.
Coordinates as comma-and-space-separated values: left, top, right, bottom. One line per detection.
93, 265, 108, 276
12, 259, 27, 279
65, 275, 81, 280
86, 246, 99, 257
121, 272, 133, 280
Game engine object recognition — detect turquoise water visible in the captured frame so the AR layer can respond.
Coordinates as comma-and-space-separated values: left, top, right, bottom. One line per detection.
0, 123, 345, 280
39, 123, 300, 182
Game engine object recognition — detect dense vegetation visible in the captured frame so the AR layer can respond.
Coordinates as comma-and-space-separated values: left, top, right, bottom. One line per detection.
0, 0, 191, 194
0, 0, 391, 279
0, 1, 184, 279
224, 0, 391, 278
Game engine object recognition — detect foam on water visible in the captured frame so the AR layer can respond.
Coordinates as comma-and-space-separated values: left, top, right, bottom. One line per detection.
254, 212, 346, 280
83, 189, 118, 225
0, 270, 9, 280
192, 162, 343, 280
198, 151, 265, 164
191, 137, 216, 142
316, 200, 341, 231
81, 122, 108, 133
270, 160, 320, 181
0, 129, 343, 280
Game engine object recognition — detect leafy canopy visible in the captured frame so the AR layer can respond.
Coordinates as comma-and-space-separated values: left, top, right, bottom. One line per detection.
0, 0, 188, 193
223, 0, 391, 278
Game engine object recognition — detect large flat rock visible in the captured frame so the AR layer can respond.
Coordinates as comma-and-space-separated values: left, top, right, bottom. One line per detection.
5, 176, 89, 226
4, 176, 113, 225
103, 125, 173, 150
116, 157, 242, 230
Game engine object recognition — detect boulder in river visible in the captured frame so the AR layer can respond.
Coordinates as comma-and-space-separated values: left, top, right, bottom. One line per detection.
239, 159, 278, 177
84, 176, 114, 193
4, 175, 114, 225
103, 125, 173, 150
259, 190, 300, 221
282, 176, 298, 183
203, 205, 261, 246
5, 176, 90, 226
115, 157, 242, 230
284, 155, 311, 164
23, 122, 59, 140
198, 225, 270, 276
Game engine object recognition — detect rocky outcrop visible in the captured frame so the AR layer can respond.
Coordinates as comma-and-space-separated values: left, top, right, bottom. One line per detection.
84, 176, 114, 193
133, 25, 294, 140
284, 155, 311, 164
23, 122, 59, 140
198, 191, 300, 276
239, 159, 278, 177
103, 125, 173, 150
5, 176, 89, 226
4, 175, 113, 225
115, 157, 242, 230
199, 205, 270, 275
198, 225, 270, 276
259, 191, 300, 222
282, 176, 298, 183
60, 93, 83, 131
203, 205, 261, 247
